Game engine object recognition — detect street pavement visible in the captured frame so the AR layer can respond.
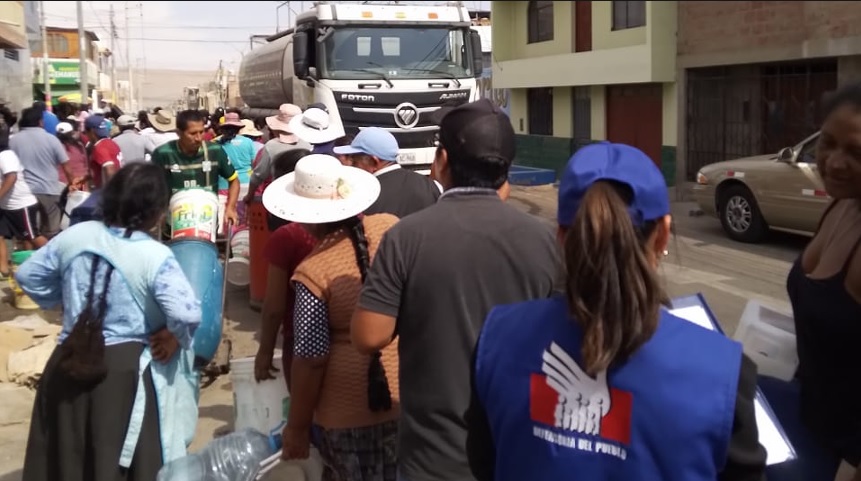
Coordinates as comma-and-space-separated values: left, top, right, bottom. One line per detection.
0, 184, 807, 481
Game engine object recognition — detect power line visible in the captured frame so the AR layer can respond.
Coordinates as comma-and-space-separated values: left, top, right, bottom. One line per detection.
117, 37, 249, 44
45, 13, 273, 31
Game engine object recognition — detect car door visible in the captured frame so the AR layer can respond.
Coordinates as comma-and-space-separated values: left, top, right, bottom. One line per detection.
764, 133, 829, 234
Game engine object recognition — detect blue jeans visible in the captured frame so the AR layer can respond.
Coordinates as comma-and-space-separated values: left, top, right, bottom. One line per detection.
759, 376, 841, 481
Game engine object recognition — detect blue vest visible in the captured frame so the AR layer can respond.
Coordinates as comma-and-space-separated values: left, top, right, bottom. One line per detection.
475, 296, 742, 481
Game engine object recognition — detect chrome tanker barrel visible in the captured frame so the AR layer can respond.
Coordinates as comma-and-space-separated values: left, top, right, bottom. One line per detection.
238, 33, 296, 111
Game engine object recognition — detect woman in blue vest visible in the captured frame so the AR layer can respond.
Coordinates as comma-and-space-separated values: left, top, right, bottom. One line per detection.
18, 162, 202, 481
467, 142, 766, 481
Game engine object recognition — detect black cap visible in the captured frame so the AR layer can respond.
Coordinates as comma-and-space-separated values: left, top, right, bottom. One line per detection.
307, 102, 329, 113
431, 98, 516, 164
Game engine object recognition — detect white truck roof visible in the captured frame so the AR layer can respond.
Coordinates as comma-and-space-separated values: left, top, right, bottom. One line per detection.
300, 2, 471, 25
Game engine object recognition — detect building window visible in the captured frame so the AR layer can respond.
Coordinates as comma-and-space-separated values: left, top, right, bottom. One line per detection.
612, 1, 646, 30
573, 87, 591, 141
4, 49, 19, 61
527, 1, 554, 44
47, 33, 68, 53
528, 87, 553, 136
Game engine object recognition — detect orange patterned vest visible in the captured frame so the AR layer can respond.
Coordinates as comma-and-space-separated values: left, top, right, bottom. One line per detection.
291, 214, 401, 429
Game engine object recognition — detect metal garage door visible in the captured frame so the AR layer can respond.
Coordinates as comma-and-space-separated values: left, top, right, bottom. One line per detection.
685, 60, 837, 180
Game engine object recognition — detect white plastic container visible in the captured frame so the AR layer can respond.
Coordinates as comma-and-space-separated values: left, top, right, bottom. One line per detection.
231, 229, 250, 258
230, 354, 289, 436
169, 189, 219, 243
733, 300, 798, 382
60, 190, 91, 231
226, 257, 251, 287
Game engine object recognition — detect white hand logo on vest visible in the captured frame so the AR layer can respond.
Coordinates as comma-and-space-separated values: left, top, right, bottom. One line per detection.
542, 342, 611, 435
530, 342, 632, 461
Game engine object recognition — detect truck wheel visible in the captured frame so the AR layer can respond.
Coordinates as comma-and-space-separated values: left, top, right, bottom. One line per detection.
718, 184, 768, 243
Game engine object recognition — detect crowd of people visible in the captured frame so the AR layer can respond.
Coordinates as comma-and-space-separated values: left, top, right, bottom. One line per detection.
0, 79, 859, 481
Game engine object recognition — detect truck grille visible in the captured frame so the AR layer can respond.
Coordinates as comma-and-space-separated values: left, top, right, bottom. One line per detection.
333, 89, 471, 150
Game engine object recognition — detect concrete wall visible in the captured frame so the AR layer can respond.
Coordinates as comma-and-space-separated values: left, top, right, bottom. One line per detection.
0, 0, 36, 113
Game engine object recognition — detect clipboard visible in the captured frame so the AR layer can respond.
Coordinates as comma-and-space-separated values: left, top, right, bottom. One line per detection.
668, 293, 797, 466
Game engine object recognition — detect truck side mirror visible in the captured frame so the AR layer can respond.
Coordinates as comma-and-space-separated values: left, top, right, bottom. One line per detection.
293, 31, 310, 80
468, 30, 484, 79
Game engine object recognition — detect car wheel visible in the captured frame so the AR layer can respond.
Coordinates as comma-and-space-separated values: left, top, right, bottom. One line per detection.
718, 184, 768, 243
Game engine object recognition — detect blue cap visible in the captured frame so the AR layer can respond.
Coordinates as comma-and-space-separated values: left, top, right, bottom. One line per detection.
557, 141, 670, 227
333, 127, 399, 162
84, 115, 110, 138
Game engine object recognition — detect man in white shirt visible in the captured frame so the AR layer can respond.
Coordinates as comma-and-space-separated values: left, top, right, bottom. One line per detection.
0, 147, 47, 275
142, 109, 179, 155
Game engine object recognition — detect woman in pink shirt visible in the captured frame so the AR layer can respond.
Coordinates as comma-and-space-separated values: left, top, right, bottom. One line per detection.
55, 122, 88, 186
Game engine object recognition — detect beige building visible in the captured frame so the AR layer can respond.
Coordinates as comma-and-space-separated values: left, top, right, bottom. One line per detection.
0, 1, 38, 113
492, 1, 678, 184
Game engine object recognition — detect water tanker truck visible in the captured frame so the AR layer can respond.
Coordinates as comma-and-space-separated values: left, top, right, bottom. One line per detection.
238, 1, 485, 173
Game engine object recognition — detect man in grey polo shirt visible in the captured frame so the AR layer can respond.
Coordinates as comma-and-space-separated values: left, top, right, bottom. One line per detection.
112, 114, 147, 164
352, 99, 560, 481
10, 107, 74, 237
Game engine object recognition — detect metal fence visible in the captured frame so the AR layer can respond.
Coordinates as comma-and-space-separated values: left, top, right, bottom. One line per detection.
685, 60, 837, 180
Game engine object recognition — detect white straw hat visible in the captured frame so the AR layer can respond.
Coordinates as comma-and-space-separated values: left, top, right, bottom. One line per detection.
288, 107, 345, 145
262, 154, 381, 224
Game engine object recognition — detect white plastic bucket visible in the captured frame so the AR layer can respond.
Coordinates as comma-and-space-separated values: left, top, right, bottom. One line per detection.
61, 190, 91, 231
226, 257, 250, 287
169, 189, 219, 243
231, 229, 250, 259
230, 355, 289, 437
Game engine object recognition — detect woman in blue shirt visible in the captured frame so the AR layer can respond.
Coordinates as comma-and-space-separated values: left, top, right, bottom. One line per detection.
18, 162, 202, 481
467, 142, 766, 481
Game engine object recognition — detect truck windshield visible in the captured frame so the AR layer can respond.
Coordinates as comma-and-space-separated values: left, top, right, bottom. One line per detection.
319, 26, 473, 80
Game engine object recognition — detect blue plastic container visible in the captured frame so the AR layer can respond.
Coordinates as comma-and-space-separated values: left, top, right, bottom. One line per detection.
169, 238, 224, 368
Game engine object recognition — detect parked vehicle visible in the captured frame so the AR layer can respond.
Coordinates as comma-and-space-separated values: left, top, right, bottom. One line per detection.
692, 132, 830, 243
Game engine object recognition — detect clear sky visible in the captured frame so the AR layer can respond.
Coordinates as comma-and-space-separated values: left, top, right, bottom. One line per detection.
42, 1, 492, 73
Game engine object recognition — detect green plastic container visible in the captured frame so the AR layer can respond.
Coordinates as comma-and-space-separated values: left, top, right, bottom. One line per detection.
9, 250, 38, 309
11, 250, 34, 266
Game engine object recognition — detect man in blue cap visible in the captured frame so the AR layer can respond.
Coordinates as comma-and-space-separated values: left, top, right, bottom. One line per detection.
334, 126, 439, 218
84, 115, 121, 188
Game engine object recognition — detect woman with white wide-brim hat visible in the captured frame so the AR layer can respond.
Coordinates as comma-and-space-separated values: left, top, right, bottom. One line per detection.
264, 154, 401, 480
287, 106, 346, 156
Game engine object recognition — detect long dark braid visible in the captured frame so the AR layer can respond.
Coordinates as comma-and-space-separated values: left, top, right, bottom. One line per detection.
344, 216, 392, 412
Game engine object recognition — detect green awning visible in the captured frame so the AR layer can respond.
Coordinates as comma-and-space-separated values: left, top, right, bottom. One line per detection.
33, 85, 90, 105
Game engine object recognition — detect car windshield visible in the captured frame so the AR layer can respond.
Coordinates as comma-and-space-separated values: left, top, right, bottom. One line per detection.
319, 26, 473, 80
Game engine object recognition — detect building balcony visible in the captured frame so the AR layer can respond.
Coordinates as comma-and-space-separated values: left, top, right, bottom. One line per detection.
492, 1, 677, 89
0, 1, 27, 50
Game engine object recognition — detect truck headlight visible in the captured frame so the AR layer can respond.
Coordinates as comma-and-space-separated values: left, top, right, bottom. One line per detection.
696, 171, 709, 185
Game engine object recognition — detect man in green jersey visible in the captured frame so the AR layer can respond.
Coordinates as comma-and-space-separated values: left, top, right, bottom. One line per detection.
151, 109, 240, 226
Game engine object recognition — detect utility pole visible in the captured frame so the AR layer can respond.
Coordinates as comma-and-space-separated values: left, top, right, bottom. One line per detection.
109, 4, 117, 106
125, 1, 134, 112
217, 60, 224, 108
138, 3, 144, 110
76, 0, 87, 108
39, 1, 51, 111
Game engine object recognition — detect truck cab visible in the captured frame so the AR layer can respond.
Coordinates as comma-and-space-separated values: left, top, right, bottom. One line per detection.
241, 2, 484, 174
